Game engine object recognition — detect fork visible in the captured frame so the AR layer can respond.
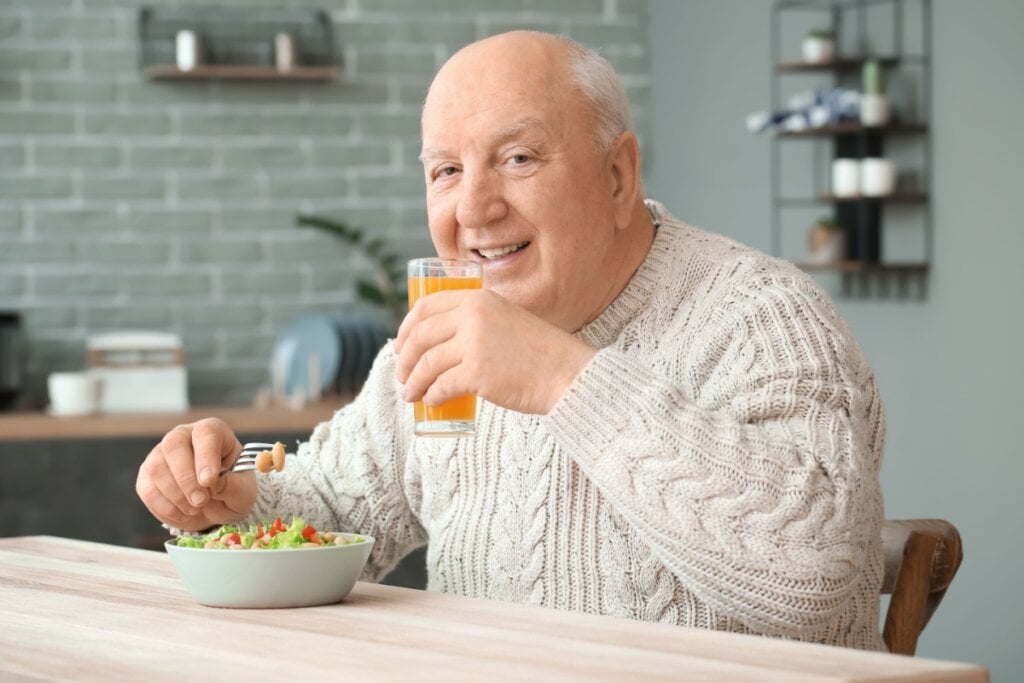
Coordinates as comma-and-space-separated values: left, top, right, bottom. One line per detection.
220, 441, 294, 474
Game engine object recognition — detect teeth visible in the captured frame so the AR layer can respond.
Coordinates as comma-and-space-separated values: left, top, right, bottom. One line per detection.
478, 242, 528, 260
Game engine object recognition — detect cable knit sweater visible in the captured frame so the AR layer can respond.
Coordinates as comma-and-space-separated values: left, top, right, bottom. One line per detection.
252, 200, 886, 650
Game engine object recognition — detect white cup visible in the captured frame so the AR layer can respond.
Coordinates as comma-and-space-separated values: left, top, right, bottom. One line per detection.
860, 158, 896, 197
831, 159, 860, 197
860, 94, 890, 127
48, 372, 102, 416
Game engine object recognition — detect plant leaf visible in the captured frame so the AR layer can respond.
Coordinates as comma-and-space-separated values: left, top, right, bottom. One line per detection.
357, 280, 385, 304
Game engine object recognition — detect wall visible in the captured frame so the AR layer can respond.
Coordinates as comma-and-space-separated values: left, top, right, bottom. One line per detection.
649, 0, 1023, 678
0, 0, 651, 407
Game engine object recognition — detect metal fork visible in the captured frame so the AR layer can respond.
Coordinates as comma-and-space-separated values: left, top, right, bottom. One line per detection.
220, 441, 294, 474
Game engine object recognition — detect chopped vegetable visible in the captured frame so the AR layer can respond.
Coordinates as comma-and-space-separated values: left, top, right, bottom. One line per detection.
173, 516, 365, 550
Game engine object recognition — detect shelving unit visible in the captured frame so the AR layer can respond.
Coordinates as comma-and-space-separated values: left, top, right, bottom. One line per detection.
769, 0, 932, 297
138, 7, 338, 82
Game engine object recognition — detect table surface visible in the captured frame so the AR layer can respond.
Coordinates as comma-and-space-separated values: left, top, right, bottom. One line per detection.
0, 400, 348, 442
0, 536, 988, 683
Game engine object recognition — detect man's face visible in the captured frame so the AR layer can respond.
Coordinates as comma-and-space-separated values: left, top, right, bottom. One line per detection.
420, 37, 623, 331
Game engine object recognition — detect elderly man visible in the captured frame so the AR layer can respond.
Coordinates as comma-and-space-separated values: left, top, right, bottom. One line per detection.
137, 31, 885, 650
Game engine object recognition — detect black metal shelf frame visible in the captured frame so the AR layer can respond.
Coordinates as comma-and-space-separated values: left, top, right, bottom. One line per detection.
769, 0, 932, 295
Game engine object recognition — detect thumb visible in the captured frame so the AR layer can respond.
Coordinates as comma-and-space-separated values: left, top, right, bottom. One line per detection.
210, 470, 258, 516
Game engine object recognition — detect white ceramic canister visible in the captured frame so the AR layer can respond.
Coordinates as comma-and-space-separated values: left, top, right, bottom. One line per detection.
860, 158, 896, 196
831, 158, 860, 197
175, 30, 200, 72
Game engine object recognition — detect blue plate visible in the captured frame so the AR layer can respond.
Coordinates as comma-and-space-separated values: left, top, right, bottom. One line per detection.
270, 315, 341, 399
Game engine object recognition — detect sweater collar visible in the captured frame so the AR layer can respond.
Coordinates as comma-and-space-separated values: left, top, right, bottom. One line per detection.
576, 199, 681, 348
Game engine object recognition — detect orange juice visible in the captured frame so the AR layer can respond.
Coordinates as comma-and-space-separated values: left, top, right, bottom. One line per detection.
406, 261, 482, 436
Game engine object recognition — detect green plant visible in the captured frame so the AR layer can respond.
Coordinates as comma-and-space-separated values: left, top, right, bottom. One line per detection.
807, 29, 834, 40
815, 216, 843, 230
296, 214, 407, 332
862, 59, 885, 96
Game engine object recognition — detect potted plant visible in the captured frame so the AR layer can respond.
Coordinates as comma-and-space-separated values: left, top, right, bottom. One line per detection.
860, 59, 890, 127
802, 29, 835, 64
807, 217, 845, 264
295, 214, 407, 333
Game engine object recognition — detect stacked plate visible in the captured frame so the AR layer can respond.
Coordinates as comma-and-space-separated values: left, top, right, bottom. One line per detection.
270, 312, 391, 400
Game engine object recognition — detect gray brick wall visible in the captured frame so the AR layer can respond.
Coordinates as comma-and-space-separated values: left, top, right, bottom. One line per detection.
0, 0, 651, 407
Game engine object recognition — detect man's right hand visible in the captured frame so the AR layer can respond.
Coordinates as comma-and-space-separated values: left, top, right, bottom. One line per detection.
136, 417, 258, 531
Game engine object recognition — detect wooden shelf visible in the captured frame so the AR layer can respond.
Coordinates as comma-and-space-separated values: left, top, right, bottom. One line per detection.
796, 261, 929, 273
776, 57, 899, 73
819, 191, 929, 203
144, 65, 337, 81
778, 122, 928, 137
0, 398, 351, 442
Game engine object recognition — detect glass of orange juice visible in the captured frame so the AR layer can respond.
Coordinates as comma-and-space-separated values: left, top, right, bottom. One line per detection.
406, 258, 483, 437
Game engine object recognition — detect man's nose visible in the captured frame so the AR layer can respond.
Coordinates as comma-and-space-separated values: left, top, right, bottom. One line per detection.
455, 169, 507, 228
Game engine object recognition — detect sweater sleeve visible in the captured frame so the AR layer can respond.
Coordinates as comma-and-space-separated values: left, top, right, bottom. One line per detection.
250, 343, 428, 581
542, 273, 885, 638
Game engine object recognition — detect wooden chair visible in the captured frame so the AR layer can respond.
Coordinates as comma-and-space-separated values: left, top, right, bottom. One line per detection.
880, 519, 963, 655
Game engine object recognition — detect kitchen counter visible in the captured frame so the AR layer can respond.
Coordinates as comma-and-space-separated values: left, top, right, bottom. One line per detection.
0, 399, 350, 442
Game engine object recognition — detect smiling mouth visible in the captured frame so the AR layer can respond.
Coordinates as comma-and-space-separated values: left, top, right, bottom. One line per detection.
474, 242, 530, 260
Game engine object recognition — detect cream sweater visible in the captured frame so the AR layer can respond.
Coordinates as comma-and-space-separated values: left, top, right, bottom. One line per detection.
253, 201, 886, 650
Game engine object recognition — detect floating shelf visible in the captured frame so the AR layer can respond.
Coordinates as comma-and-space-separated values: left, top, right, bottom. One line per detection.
818, 192, 929, 203
776, 56, 899, 72
138, 7, 337, 81
144, 64, 337, 81
778, 122, 928, 138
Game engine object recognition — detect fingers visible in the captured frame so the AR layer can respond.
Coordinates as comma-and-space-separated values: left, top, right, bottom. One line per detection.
402, 336, 464, 404
210, 470, 258, 518
395, 289, 467, 353
136, 447, 204, 527
395, 305, 460, 385
135, 418, 244, 530
191, 418, 241, 488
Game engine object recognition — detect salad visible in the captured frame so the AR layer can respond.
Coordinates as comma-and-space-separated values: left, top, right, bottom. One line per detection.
174, 516, 365, 550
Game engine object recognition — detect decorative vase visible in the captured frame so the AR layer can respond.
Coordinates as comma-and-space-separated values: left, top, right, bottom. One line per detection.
860, 93, 890, 126
808, 225, 845, 264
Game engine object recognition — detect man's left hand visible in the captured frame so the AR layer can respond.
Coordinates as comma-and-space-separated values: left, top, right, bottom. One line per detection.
394, 289, 596, 415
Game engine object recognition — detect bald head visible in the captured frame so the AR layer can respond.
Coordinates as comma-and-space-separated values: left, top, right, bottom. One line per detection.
424, 31, 632, 153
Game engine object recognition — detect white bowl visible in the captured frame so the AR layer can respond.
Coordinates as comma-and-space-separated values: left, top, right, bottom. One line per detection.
165, 533, 374, 608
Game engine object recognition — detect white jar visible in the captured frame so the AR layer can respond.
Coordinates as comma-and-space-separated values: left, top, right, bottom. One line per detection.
275, 32, 296, 71
860, 158, 896, 196
175, 30, 200, 72
831, 159, 860, 197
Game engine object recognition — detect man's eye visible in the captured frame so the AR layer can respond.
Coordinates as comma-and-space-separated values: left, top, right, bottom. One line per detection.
435, 166, 459, 179
510, 154, 531, 164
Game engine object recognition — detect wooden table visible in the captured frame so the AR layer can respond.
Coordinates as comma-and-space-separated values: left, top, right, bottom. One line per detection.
0, 537, 988, 682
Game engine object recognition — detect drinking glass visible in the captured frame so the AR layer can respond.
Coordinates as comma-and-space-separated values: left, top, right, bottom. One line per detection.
406, 258, 483, 437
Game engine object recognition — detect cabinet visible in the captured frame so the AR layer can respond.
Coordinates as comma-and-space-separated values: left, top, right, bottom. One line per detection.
138, 6, 338, 81
769, 0, 931, 296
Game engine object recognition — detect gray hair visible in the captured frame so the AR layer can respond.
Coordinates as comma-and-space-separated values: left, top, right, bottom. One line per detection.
559, 35, 633, 152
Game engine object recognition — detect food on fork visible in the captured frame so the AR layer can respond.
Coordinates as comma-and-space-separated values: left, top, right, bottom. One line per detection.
173, 516, 366, 550
254, 441, 287, 473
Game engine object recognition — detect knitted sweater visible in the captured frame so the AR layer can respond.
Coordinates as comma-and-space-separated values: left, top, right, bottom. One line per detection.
252, 200, 886, 650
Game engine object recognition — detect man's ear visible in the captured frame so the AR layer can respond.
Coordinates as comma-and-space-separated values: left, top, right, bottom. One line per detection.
607, 131, 641, 230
